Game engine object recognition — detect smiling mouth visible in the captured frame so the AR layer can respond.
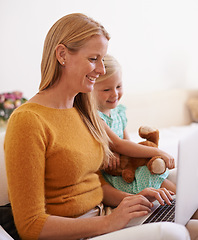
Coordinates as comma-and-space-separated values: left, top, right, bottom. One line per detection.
107, 99, 118, 104
87, 76, 96, 83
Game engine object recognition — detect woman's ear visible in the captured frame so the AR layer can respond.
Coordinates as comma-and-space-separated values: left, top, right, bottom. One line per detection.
55, 44, 67, 66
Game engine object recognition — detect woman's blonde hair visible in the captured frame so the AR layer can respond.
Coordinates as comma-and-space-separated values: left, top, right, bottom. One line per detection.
95, 54, 122, 83
40, 13, 111, 165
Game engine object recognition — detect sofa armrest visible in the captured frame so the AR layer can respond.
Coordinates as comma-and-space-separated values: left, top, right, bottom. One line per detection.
0, 131, 9, 205
0, 226, 14, 240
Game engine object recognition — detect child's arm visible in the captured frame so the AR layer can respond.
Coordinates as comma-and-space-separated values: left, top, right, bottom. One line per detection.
123, 128, 131, 140
102, 122, 175, 169
105, 128, 129, 170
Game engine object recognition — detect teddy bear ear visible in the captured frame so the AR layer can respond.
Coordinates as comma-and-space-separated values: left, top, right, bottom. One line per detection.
187, 98, 198, 122
138, 126, 159, 146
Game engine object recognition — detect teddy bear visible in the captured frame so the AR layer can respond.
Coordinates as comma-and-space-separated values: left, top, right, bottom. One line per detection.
105, 126, 167, 183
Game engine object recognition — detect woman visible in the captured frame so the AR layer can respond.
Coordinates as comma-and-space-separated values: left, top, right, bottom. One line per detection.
4, 13, 190, 240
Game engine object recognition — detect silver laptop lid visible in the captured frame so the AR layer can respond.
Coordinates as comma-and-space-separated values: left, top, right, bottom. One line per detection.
175, 128, 198, 225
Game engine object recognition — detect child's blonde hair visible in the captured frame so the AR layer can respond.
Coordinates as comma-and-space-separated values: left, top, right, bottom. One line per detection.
96, 54, 122, 83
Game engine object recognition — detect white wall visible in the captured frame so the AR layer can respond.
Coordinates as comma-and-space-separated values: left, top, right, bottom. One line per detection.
1, 0, 198, 99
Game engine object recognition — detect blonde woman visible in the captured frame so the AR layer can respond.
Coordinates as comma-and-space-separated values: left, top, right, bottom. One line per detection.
4, 13, 190, 240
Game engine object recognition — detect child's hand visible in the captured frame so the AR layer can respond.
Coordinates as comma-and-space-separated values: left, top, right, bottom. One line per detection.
158, 150, 175, 169
105, 152, 121, 171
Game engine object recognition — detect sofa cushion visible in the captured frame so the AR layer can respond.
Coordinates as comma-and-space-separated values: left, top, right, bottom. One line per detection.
187, 97, 198, 122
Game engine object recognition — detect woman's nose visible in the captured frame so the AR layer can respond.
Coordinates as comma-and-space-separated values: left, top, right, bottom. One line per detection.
95, 60, 106, 75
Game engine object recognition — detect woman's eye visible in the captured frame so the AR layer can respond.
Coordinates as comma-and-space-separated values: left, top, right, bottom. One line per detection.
103, 89, 110, 92
90, 58, 97, 61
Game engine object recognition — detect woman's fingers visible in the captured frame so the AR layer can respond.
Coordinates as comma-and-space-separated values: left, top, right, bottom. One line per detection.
108, 195, 152, 229
105, 194, 154, 232
129, 204, 151, 214
151, 190, 171, 205
122, 195, 153, 210
157, 188, 174, 204
139, 187, 174, 206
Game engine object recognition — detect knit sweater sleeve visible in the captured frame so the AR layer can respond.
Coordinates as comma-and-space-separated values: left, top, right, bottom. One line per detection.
4, 110, 49, 240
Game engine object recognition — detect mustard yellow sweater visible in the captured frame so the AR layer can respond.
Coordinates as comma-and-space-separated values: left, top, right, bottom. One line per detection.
4, 103, 104, 240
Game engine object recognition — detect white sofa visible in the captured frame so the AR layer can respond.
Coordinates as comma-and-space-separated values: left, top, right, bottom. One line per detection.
121, 88, 198, 167
0, 88, 198, 239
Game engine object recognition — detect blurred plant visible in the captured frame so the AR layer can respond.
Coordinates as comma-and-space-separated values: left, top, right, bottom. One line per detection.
0, 91, 27, 121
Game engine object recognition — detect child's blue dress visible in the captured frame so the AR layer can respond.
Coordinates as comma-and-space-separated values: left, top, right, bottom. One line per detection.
99, 104, 169, 194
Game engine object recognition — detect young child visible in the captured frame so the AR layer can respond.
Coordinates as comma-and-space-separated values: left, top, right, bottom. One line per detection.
93, 54, 176, 194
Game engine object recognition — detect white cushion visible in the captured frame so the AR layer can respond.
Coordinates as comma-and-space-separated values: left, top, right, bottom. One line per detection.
91, 222, 190, 240
0, 226, 14, 240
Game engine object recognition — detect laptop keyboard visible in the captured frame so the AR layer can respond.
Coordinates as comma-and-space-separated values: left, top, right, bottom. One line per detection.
143, 199, 176, 224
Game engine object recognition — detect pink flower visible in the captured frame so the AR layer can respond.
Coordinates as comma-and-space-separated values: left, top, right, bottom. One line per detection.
0, 91, 27, 120
0, 94, 5, 103
14, 99, 22, 108
4, 93, 15, 100
13, 91, 23, 100
4, 100, 15, 109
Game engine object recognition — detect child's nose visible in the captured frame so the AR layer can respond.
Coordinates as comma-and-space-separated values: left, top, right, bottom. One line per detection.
111, 89, 118, 97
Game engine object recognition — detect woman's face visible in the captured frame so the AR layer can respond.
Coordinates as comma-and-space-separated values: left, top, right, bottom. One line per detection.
63, 35, 108, 94
93, 71, 123, 116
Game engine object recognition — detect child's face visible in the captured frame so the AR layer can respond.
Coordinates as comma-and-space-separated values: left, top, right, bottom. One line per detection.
94, 71, 123, 115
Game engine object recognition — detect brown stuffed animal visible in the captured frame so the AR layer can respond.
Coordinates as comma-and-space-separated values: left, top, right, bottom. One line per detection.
105, 126, 167, 183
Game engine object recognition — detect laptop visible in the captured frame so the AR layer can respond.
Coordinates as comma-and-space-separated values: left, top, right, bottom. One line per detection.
127, 128, 198, 227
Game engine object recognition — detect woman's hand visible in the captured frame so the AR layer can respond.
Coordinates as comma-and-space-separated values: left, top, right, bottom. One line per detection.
104, 187, 175, 232
104, 195, 152, 232
137, 187, 174, 206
